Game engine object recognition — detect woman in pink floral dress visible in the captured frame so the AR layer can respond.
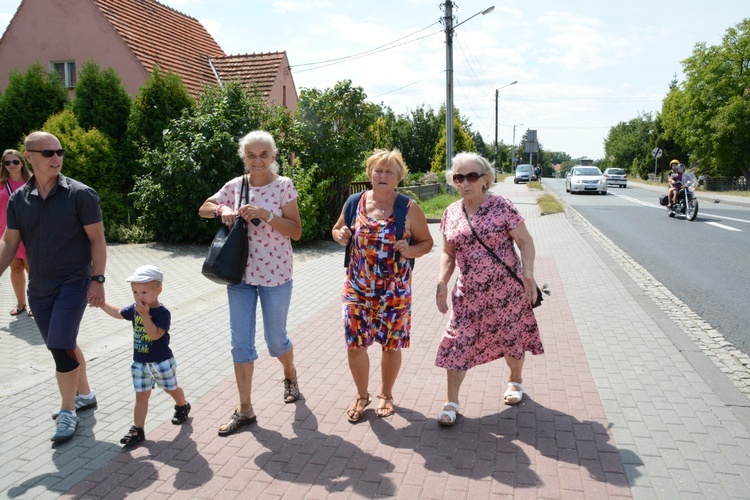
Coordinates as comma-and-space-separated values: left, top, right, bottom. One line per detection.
435, 152, 543, 426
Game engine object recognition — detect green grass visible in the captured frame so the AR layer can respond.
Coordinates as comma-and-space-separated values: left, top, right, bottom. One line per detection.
420, 192, 460, 219
537, 194, 564, 215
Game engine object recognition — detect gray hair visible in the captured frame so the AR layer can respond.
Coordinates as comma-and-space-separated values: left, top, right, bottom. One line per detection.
237, 130, 279, 174
445, 152, 496, 191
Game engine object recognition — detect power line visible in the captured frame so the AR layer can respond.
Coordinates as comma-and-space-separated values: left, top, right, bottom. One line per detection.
291, 22, 441, 73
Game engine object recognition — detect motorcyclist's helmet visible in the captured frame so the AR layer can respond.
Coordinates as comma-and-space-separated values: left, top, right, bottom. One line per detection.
670, 159, 680, 168
676, 163, 685, 173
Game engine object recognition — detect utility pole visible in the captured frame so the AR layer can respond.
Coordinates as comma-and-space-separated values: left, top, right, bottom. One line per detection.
444, 0, 454, 172
494, 88, 498, 169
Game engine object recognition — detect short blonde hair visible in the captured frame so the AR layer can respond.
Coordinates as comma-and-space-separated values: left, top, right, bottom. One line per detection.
446, 152, 496, 192
365, 149, 408, 181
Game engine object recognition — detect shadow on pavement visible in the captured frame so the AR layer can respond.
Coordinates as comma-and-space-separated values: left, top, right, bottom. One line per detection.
1, 313, 43, 346
370, 399, 641, 489
250, 400, 396, 496
64, 421, 211, 498
6, 413, 121, 498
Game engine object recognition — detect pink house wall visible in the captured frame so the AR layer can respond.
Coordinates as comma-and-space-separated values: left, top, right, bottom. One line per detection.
266, 53, 298, 114
0, 0, 149, 95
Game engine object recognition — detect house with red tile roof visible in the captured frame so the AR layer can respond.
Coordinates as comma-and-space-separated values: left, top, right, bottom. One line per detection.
0, 0, 297, 112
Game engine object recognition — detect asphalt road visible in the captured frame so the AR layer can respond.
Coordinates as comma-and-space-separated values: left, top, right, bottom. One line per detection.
543, 178, 750, 356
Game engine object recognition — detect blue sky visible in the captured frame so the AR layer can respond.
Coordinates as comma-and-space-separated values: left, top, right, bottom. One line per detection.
1, 0, 747, 160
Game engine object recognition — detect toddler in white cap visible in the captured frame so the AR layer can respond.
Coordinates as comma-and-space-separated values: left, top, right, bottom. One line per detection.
97, 264, 190, 446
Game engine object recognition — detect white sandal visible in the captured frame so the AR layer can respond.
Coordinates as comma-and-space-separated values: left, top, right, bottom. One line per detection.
437, 402, 460, 426
503, 382, 524, 405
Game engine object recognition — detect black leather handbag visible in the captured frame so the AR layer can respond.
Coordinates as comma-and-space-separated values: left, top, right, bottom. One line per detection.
201, 176, 249, 285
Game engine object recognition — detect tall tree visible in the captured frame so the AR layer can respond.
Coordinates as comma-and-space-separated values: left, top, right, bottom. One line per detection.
127, 67, 194, 152
603, 112, 655, 179
392, 105, 442, 173
661, 18, 750, 177
430, 107, 477, 172
295, 79, 379, 222
0, 63, 69, 148
72, 61, 131, 141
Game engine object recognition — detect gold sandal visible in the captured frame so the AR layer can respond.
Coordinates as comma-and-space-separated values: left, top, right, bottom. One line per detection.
346, 394, 371, 423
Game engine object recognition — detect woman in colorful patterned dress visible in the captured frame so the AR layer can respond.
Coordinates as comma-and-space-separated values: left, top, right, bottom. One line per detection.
199, 130, 302, 435
332, 149, 433, 422
1, 149, 32, 317
435, 152, 543, 426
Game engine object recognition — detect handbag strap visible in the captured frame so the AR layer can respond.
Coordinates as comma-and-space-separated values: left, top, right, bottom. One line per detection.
241, 175, 249, 207
461, 202, 525, 289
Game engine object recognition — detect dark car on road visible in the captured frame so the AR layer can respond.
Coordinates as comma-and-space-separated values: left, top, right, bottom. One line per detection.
603, 168, 627, 188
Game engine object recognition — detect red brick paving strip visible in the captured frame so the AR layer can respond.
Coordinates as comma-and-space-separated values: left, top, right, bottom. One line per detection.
63, 249, 632, 499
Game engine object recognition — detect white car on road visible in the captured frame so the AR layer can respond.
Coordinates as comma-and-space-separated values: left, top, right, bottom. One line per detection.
565, 166, 607, 195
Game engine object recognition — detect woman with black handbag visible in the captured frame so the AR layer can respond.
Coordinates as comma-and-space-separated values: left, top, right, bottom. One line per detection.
198, 130, 302, 436
434, 152, 544, 426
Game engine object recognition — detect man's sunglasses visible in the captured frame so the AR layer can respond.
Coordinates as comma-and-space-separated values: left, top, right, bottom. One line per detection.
3, 160, 21, 166
26, 149, 66, 158
452, 172, 484, 184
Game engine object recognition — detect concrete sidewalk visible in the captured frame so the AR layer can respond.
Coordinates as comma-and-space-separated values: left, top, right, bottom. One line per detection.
1, 179, 749, 499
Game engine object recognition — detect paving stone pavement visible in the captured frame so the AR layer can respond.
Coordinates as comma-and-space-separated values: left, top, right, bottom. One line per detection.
1, 179, 748, 499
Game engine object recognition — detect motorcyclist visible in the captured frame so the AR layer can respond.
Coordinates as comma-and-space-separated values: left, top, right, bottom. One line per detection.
667, 159, 683, 212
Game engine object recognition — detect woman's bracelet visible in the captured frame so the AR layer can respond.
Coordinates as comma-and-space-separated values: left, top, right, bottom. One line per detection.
214, 203, 225, 218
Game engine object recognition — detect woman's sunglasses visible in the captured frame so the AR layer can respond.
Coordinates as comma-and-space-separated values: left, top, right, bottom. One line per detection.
452, 172, 484, 184
26, 149, 66, 158
3, 160, 21, 166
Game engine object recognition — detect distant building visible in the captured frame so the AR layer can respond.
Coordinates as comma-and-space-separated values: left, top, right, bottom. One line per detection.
0, 0, 297, 112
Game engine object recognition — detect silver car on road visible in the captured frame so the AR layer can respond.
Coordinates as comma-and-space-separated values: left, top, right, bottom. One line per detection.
565, 166, 607, 195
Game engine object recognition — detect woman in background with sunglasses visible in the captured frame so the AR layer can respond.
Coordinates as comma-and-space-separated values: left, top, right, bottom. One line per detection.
1, 149, 32, 317
434, 152, 544, 426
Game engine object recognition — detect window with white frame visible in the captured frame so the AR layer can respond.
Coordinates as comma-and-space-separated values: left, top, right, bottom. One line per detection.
51, 61, 76, 88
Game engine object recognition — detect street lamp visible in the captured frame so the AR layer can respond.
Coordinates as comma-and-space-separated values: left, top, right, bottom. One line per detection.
494, 80, 518, 169
443, 2, 495, 171
510, 123, 524, 169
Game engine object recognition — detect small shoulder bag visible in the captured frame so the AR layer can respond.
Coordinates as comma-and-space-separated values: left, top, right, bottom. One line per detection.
461, 203, 549, 308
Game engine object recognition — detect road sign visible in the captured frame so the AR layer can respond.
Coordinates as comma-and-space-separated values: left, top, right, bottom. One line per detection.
651, 148, 663, 159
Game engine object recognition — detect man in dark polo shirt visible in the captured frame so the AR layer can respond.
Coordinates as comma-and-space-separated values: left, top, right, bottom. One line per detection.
0, 131, 107, 443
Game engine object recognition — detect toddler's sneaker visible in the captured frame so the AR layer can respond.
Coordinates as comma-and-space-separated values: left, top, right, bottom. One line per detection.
51, 411, 78, 443
51, 393, 97, 420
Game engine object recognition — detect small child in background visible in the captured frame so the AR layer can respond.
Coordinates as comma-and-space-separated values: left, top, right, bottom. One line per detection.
99, 264, 190, 446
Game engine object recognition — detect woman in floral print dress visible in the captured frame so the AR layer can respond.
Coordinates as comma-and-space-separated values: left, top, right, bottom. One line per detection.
332, 149, 433, 422
435, 152, 543, 426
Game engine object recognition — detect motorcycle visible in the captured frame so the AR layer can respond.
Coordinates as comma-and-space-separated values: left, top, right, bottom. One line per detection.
659, 171, 699, 221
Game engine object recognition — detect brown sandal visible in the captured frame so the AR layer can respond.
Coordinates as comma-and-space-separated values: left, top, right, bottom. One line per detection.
346, 394, 371, 423
375, 395, 395, 418
9, 304, 26, 316
218, 407, 257, 436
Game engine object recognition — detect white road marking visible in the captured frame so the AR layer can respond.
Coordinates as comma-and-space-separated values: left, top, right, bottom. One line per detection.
704, 222, 742, 232
610, 192, 750, 225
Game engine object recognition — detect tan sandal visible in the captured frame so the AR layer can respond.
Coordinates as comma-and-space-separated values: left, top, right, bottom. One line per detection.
346, 394, 371, 423
375, 395, 395, 418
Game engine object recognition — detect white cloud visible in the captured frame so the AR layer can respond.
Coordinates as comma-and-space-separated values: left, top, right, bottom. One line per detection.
273, 1, 333, 14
